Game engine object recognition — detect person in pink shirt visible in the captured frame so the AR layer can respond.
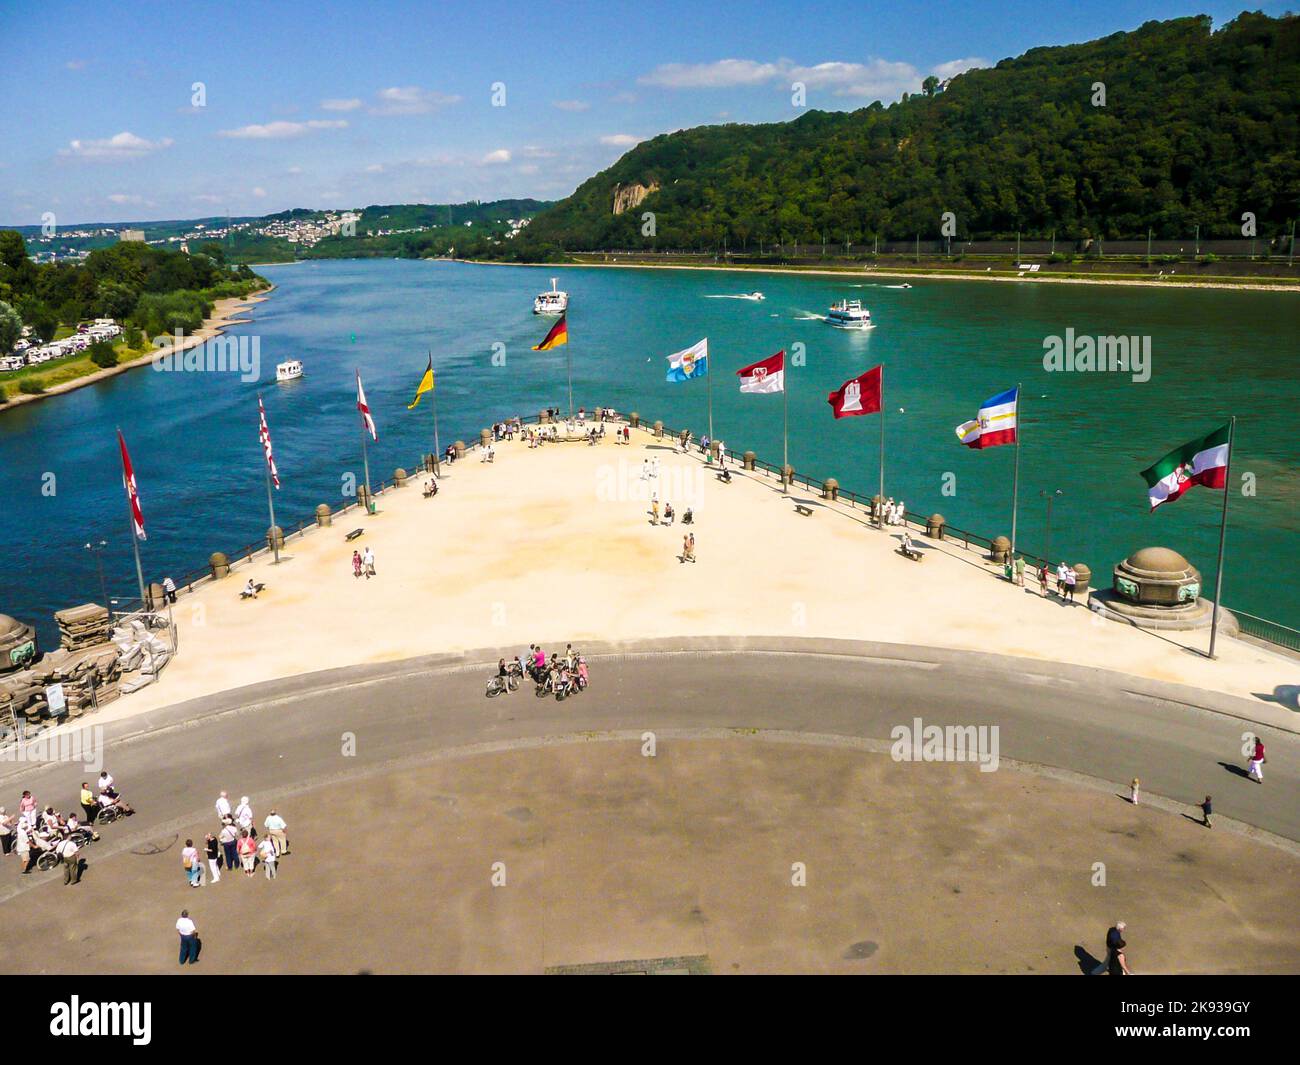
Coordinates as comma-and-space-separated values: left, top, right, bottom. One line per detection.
18, 791, 36, 829
237, 830, 257, 877
577, 658, 589, 690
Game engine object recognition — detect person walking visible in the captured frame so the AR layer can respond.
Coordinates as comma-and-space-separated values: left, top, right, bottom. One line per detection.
1105, 922, 1131, 975
1129, 777, 1140, 805
219, 818, 239, 873
234, 796, 255, 837
15, 821, 32, 874
237, 830, 257, 877
0, 807, 14, 856
80, 782, 98, 825
362, 546, 376, 579
352, 550, 362, 579
257, 835, 278, 880
176, 911, 199, 966
651, 496, 660, 525
1038, 563, 1050, 596
204, 833, 222, 882
1200, 795, 1213, 829
214, 791, 231, 822
264, 810, 289, 856
1248, 737, 1266, 783
1013, 556, 1026, 587
182, 838, 202, 887
58, 836, 82, 885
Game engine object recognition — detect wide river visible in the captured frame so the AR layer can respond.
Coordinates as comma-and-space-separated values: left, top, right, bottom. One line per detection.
2, 259, 1296, 645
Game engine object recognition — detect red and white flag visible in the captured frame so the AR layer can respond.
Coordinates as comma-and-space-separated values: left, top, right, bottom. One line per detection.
828, 366, 882, 418
736, 350, 785, 394
356, 370, 377, 441
117, 429, 146, 541
258, 396, 280, 489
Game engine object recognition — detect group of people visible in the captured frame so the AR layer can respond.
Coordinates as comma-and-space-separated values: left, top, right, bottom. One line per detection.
0, 770, 132, 882
509, 644, 590, 697
197, 791, 290, 885
875, 497, 907, 526
649, 493, 680, 526
1045, 561, 1079, 601
351, 546, 377, 579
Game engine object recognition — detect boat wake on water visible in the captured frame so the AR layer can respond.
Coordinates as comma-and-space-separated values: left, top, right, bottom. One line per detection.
703, 292, 766, 301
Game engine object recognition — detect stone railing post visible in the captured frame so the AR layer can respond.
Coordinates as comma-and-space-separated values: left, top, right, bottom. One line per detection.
926, 513, 946, 539
315, 504, 332, 527
209, 552, 230, 579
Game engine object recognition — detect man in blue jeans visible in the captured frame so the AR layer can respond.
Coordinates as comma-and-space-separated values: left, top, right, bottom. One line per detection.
176, 910, 199, 965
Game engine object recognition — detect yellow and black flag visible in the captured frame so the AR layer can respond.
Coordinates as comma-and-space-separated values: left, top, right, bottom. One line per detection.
407, 355, 435, 409
532, 315, 568, 351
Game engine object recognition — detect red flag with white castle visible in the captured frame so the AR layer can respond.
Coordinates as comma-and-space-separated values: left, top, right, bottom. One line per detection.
356, 370, 377, 441
258, 396, 280, 489
828, 366, 882, 418
117, 429, 146, 541
736, 350, 785, 393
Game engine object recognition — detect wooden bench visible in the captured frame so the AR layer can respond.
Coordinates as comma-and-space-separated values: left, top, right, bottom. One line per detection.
794, 504, 813, 516
897, 546, 924, 562
345, 528, 364, 542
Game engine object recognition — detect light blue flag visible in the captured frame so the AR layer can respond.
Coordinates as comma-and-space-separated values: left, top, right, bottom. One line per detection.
665, 338, 709, 383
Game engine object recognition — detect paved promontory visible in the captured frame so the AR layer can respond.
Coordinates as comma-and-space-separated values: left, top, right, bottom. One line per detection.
105, 418, 1296, 729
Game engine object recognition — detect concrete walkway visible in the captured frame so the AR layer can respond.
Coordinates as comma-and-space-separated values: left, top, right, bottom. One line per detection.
104, 419, 1296, 729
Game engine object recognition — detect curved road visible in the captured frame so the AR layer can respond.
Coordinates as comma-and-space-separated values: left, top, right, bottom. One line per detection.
0, 637, 1295, 906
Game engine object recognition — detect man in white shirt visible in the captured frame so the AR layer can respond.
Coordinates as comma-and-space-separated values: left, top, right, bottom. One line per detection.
176, 910, 199, 965
362, 547, 376, 578
264, 810, 289, 856
98, 771, 115, 796
215, 791, 231, 822
257, 836, 278, 879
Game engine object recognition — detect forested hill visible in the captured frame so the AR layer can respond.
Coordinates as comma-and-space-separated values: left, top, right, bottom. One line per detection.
515, 12, 1298, 254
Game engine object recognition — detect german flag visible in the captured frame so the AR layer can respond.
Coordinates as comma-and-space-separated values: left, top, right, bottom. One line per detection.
532, 315, 568, 351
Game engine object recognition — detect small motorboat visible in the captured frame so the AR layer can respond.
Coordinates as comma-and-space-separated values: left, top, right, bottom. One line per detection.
275, 359, 303, 382
533, 277, 569, 315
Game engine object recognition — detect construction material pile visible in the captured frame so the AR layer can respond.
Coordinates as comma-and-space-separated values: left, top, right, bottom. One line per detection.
55, 603, 112, 651
113, 615, 172, 693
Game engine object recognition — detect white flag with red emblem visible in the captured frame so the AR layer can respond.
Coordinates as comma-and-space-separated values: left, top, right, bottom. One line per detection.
117, 429, 146, 541
736, 350, 785, 394
258, 396, 280, 489
356, 370, 377, 441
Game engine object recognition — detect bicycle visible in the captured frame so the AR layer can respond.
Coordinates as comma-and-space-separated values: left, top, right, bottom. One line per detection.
486, 673, 519, 698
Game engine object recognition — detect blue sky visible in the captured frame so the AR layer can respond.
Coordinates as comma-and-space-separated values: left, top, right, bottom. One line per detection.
0, 0, 1289, 225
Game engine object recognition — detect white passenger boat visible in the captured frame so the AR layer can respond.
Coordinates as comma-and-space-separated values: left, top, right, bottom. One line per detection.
825, 299, 872, 329
533, 277, 569, 315
740, 291, 765, 301
275, 359, 303, 382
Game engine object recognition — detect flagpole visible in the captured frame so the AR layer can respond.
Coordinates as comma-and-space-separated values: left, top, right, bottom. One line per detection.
782, 351, 789, 493
430, 353, 442, 478
1010, 382, 1022, 557
566, 339, 574, 421
707, 346, 714, 440
260, 393, 280, 564
878, 367, 886, 526
1207, 416, 1236, 660
118, 427, 147, 609
358, 370, 373, 515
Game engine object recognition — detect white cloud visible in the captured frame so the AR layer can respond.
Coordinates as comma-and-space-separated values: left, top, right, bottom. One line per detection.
639, 59, 783, 89
321, 97, 363, 112
520, 145, 557, 159
252, 187, 268, 198
611, 91, 638, 105
931, 56, 988, 80
287, 166, 303, 174
218, 120, 348, 139
635, 55, 982, 103
192, 194, 224, 204
518, 164, 539, 175
370, 86, 461, 115
65, 59, 87, 71
59, 131, 174, 161
107, 193, 144, 205
600, 134, 640, 147
365, 163, 384, 173
481, 149, 511, 164
552, 99, 591, 112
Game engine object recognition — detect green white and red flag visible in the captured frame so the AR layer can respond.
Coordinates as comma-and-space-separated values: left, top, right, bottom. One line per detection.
1140, 423, 1230, 511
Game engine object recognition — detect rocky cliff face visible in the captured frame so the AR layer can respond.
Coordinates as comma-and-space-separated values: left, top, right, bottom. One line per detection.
611, 181, 659, 215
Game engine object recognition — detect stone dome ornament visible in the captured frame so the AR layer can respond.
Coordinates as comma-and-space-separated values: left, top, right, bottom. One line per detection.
1089, 546, 1235, 633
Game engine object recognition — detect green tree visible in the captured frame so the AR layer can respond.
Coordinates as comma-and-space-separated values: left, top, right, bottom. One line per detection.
87, 340, 118, 368
0, 300, 20, 352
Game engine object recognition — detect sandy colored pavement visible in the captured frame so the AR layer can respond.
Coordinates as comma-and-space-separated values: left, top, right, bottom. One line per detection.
106, 420, 1297, 729
3, 737, 1296, 975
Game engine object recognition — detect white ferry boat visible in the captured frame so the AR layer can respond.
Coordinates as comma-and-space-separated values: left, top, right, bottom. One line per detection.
275, 359, 303, 382
739, 291, 765, 301
533, 277, 569, 316
826, 299, 872, 329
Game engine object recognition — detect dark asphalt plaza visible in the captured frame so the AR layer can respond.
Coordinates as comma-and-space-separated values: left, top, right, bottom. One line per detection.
0, 638, 1295, 973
